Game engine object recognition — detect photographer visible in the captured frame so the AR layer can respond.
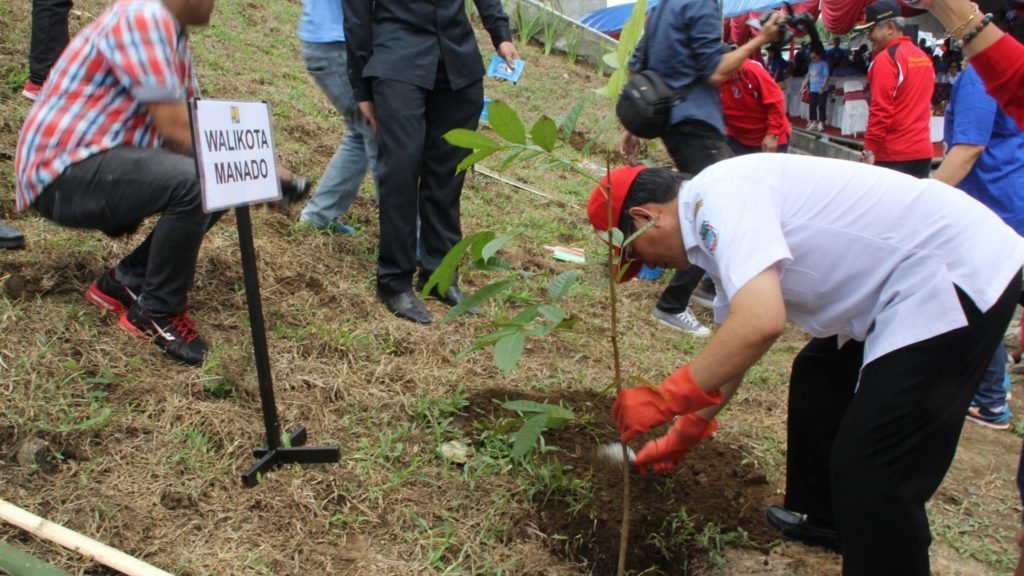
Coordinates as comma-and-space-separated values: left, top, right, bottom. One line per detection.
619, 2, 780, 338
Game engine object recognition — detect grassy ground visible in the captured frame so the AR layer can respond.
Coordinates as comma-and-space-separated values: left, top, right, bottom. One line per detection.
0, 1, 1021, 575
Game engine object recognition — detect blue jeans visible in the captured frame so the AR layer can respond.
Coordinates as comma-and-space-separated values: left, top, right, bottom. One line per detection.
972, 342, 1010, 410
298, 41, 378, 228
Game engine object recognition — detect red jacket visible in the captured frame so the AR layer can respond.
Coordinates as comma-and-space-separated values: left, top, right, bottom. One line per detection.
720, 59, 791, 148
865, 36, 935, 162
971, 34, 1024, 130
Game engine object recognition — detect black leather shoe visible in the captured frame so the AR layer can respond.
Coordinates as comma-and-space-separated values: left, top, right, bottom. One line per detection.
377, 289, 432, 324
0, 219, 25, 250
766, 505, 841, 552
416, 281, 480, 314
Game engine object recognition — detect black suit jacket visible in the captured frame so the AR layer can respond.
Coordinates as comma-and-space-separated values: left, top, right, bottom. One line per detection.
342, 0, 512, 102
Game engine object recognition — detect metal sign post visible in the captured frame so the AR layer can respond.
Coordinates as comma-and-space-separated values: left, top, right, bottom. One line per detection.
190, 98, 339, 487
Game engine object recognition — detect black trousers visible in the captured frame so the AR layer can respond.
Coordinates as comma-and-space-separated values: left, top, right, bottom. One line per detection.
876, 158, 932, 178
726, 137, 789, 156
785, 276, 1021, 576
656, 119, 733, 313
33, 147, 223, 316
809, 91, 827, 122
372, 64, 483, 294
29, 0, 72, 85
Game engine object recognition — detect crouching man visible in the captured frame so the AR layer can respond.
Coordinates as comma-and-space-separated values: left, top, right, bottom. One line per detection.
588, 154, 1024, 575
15, 0, 300, 365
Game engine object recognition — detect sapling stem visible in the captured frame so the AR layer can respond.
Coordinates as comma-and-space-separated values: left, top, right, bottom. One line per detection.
605, 157, 630, 576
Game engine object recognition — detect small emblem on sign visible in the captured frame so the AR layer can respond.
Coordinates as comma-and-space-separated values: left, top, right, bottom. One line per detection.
230, 106, 240, 124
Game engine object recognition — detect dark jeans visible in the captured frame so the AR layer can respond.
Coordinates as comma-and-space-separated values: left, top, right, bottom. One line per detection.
372, 63, 483, 294
33, 147, 222, 316
29, 0, 72, 84
876, 158, 932, 178
809, 90, 827, 122
785, 276, 1021, 576
656, 119, 733, 313
726, 136, 789, 156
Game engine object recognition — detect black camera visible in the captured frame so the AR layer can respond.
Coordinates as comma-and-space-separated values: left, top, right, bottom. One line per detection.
278, 176, 310, 211
747, 3, 822, 51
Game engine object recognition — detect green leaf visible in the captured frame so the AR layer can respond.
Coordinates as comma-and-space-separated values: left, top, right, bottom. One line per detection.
511, 413, 548, 459
503, 400, 575, 421
556, 95, 589, 141
443, 128, 502, 151
529, 116, 557, 152
555, 315, 580, 331
499, 147, 527, 171
602, 51, 621, 70
493, 331, 526, 374
487, 100, 527, 145
482, 233, 518, 261
454, 325, 521, 361
547, 270, 579, 301
615, 0, 647, 69
610, 227, 625, 248
582, 111, 618, 156
468, 230, 498, 262
605, 68, 628, 105
456, 147, 499, 174
422, 232, 487, 296
442, 278, 516, 322
509, 305, 541, 326
537, 304, 567, 322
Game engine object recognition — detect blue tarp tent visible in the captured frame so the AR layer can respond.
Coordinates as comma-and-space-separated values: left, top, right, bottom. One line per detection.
579, 0, 790, 35
579, 0, 659, 35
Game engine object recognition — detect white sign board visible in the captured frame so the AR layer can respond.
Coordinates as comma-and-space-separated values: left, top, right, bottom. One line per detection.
191, 99, 281, 212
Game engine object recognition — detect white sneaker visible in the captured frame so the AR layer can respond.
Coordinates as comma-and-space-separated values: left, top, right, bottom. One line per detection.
651, 307, 712, 338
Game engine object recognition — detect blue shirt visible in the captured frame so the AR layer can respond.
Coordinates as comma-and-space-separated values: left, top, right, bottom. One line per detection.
945, 65, 1024, 235
299, 0, 344, 44
807, 60, 829, 92
629, 0, 724, 133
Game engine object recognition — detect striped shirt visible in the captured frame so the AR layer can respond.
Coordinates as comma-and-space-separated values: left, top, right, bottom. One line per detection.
14, 0, 198, 212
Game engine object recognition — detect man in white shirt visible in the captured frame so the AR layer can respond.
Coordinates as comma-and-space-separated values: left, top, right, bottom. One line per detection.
589, 154, 1024, 576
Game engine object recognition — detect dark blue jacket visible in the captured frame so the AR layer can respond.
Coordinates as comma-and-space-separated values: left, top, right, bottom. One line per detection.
629, 0, 724, 133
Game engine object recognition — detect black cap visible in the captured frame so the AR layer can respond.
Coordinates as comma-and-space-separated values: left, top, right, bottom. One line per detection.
854, 0, 902, 30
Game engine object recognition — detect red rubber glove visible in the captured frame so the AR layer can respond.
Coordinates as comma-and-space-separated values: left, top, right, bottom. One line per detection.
611, 364, 721, 442
634, 413, 719, 475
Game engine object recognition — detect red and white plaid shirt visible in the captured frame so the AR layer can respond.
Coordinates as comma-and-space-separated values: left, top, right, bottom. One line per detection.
15, 0, 199, 212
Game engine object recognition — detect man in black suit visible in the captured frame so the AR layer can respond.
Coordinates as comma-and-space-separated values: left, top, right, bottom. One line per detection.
343, 0, 518, 324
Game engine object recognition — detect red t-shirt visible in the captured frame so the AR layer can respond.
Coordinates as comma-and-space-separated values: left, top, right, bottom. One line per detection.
719, 59, 791, 148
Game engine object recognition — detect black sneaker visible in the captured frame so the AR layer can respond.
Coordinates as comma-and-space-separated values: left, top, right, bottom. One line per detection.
84, 268, 140, 316
119, 303, 208, 365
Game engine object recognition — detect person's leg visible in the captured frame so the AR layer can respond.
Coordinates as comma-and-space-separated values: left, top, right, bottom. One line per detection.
35, 147, 212, 316
372, 77, 426, 295
298, 41, 371, 229
657, 120, 733, 317
784, 336, 862, 526
831, 279, 1020, 576
28, 0, 72, 85
967, 343, 1012, 428
808, 92, 821, 122
417, 67, 482, 280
